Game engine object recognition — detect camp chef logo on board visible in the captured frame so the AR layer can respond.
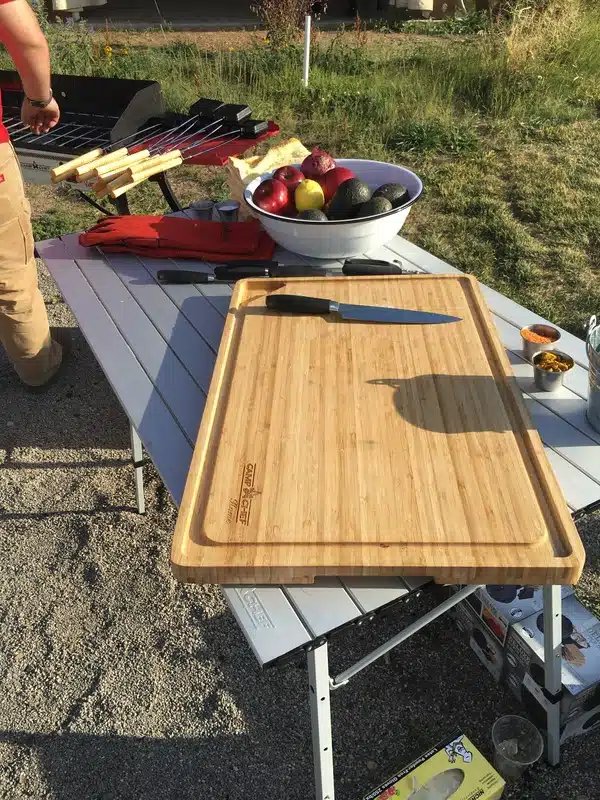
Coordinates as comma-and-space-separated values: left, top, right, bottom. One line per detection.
227, 463, 260, 525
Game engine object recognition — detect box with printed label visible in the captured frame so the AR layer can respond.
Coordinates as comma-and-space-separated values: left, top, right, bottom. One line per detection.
450, 594, 506, 683
475, 585, 574, 646
362, 732, 505, 800
505, 594, 600, 743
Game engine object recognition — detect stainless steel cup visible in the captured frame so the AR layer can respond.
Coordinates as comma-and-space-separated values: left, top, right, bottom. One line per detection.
533, 349, 574, 392
213, 201, 240, 223
190, 200, 215, 220
520, 324, 561, 362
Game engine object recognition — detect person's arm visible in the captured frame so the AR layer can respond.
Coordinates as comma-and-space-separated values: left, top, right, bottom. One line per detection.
0, 0, 59, 134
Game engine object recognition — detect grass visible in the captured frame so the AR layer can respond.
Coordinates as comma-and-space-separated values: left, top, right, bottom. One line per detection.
11, 0, 600, 335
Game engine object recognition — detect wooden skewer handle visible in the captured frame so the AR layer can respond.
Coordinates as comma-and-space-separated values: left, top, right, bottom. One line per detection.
110, 157, 183, 199
95, 149, 150, 178
75, 148, 129, 182
128, 149, 182, 177
50, 148, 104, 183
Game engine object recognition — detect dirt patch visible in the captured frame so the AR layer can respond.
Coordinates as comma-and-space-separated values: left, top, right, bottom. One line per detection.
98, 28, 446, 51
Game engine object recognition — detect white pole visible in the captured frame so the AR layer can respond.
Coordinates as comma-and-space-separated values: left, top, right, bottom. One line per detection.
303, 14, 311, 88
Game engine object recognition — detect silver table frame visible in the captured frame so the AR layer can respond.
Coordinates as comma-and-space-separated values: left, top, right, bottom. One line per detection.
36, 222, 591, 800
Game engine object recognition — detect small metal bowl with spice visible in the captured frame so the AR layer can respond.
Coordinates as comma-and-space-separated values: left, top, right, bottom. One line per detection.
520, 324, 561, 362
534, 350, 574, 392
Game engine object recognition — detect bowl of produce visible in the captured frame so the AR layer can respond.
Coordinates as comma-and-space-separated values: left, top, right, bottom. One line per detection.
520, 323, 561, 362
533, 350, 574, 392
243, 148, 423, 258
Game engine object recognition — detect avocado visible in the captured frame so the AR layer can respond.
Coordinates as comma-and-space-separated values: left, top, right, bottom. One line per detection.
327, 178, 372, 220
297, 209, 328, 221
354, 197, 393, 218
373, 182, 410, 208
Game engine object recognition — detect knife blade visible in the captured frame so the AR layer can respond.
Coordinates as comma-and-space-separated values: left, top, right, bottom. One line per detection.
265, 294, 462, 325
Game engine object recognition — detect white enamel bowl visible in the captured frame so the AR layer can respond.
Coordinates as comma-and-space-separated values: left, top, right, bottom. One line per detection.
243, 158, 423, 259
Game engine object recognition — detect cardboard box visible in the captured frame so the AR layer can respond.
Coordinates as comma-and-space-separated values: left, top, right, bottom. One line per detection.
470, 585, 574, 647
363, 732, 505, 800
505, 594, 600, 743
451, 595, 506, 682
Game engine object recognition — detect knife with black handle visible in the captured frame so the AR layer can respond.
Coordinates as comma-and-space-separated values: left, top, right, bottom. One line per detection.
156, 258, 415, 284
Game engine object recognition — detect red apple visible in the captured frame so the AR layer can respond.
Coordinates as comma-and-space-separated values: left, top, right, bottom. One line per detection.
273, 165, 305, 193
301, 147, 336, 179
252, 178, 290, 215
317, 166, 356, 202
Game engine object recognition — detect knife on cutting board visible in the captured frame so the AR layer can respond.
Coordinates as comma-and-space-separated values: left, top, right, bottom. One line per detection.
265, 294, 461, 325
156, 258, 415, 284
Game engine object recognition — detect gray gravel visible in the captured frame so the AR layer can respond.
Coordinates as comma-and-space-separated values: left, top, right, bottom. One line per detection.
0, 261, 599, 799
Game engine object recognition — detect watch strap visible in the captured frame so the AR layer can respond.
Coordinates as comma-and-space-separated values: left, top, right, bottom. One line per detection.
26, 90, 53, 109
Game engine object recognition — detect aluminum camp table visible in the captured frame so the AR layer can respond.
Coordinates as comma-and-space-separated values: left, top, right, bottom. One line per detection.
37, 217, 600, 800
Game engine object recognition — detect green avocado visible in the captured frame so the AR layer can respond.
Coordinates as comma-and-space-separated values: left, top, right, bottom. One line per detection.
373, 182, 410, 208
297, 209, 328, 221
327, 178, 372, 220
354, 197, 393, 218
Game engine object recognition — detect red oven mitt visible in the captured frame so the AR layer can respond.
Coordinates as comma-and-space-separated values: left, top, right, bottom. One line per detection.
79, 216, 276, 262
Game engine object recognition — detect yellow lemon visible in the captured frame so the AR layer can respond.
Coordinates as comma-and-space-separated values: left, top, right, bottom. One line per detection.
295, 179, 325, 212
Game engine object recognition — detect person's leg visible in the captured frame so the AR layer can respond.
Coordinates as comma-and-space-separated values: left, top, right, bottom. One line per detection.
0, 141, 62, 387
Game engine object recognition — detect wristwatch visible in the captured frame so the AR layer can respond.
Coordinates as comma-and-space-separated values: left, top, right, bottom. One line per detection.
26, 89, 53, 109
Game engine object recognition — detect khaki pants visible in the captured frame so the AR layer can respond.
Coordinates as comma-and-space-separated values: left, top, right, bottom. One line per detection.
0, 141, 61, 386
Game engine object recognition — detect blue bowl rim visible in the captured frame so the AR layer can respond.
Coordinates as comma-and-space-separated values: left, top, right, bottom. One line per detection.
243, 159, 424, 225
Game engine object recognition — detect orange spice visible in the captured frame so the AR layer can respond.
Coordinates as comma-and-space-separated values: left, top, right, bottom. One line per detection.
521, 328, 555, 344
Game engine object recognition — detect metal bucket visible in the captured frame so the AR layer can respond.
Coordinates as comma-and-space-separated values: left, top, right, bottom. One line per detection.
587, 316, 600, 433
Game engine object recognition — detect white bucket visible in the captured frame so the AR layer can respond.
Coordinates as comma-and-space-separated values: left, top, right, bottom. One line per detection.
408, 0, 433, 9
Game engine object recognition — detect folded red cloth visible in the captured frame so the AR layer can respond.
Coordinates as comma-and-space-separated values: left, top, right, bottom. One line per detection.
79, 216, 276, 262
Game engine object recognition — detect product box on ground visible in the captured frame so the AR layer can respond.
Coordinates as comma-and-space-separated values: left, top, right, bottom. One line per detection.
450, 594, 506, 682
505, 594, 600, 743
453, 585, 574, 647
362, 732, 505, 800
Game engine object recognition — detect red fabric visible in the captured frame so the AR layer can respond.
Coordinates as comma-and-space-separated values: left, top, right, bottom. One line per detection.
139, 121, 280, 167
79, 216, 276, 261
0, 0, 17, 143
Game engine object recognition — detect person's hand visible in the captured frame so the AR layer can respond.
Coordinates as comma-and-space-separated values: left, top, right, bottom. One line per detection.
21, 96, 60, 135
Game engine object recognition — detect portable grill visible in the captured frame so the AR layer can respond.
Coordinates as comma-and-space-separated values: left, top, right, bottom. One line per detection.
1, 71, 276, 212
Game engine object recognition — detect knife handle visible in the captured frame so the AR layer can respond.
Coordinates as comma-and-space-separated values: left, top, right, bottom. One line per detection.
157, 269, 212, 284
266, 294, 332, 315
343, 262, 404, 276
214, 265, 271, 280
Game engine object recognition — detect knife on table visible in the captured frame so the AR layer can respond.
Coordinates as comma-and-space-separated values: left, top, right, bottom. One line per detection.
156, 259, 415, 284
265, 294, 461, 325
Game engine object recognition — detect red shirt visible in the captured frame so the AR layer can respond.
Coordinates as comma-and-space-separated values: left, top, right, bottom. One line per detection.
0, 0, 18, 145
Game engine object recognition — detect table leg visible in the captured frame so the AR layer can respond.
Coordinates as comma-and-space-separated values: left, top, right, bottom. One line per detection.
130, 423, 146, 515
543, 585, 562, 766
308, 643, 335, 800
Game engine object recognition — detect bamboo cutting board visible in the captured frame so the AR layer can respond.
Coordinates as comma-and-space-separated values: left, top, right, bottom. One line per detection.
171, 275, 584, 585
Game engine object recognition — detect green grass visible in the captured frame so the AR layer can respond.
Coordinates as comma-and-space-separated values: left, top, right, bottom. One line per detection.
12, 1, 600, 335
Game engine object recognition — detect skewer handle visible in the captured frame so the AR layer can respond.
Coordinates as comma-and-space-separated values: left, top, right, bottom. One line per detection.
50, 148, 104, 183
128, 149, 182, 177
109, 157, 183, 199
75, 147, 130, 182
95, 149, 151, 178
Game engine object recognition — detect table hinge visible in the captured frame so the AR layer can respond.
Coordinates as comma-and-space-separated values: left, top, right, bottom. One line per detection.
572, 499, 600, 521
542, 686, 563, 704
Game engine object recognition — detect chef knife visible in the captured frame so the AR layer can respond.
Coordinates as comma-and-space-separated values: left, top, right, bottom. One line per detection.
265, 294, 461, 325
157, 259, 413, 284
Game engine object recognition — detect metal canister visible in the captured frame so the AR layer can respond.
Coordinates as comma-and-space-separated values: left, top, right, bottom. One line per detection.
587, 316, 600, 432
189, 200, 215, 220
213, 201, 240, 223
533, 349, 574, 392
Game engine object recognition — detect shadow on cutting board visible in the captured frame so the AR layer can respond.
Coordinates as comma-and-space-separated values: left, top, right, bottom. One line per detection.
369, 375, 532, 435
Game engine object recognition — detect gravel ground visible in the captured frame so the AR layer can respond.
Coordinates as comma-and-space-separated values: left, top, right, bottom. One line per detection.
1, 262, 600, 799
